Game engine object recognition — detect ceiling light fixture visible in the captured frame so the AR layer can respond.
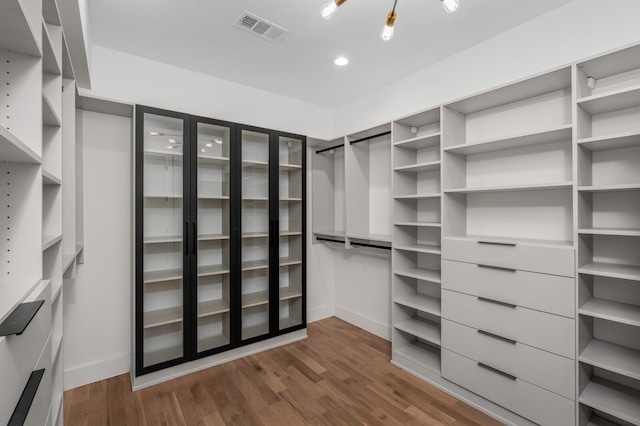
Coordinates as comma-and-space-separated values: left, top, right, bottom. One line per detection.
321, 0, 459, 41
334, 56, 349, 66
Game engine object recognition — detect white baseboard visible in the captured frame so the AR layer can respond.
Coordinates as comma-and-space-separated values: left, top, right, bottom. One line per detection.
64, 353, 130, 391
334, 304, 391, 341
308, 304, 334, 323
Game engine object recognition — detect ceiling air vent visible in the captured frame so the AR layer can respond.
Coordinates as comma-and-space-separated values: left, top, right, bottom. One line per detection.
233, 11, 288, 43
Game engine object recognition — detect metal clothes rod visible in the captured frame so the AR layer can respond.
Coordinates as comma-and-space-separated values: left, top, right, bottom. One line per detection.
350, 241, 391, 250
315, 143, 345, 154
349, 130, 391, 145
316, 237, 344, 243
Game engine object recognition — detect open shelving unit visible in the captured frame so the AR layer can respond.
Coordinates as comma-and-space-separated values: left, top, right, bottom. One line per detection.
575, 43, 640, 426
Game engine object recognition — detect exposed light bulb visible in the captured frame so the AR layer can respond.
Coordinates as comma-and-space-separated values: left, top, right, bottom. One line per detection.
205, 142, 213, 147
441, 0, 459, 13
334, 56, 349, 66
320, 1, 338, 19
169, 138, 176, 144
149, 131, 158, 136
381, 11, 396, 41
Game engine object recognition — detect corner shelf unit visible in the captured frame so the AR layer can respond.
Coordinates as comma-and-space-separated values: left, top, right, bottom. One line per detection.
575, 43, 640, 426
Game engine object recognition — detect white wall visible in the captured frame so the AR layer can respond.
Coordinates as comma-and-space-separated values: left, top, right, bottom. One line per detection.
64, 111, 132, 389
332, 0, 640, 136
88, 45, 334, 140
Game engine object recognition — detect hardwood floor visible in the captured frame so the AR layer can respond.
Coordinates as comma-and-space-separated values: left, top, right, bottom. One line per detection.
64, 317, 503, 425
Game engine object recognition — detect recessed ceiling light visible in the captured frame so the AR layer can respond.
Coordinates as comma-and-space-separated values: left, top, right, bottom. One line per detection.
334, 56, 349, 66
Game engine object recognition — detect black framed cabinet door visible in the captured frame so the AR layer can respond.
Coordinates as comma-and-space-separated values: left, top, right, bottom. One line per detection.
191, 116, 237, 357
136, 106, 192, 375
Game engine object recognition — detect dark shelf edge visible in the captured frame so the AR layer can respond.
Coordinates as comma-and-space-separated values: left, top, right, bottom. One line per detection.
0, 300, 45, 336
8, 369, 45, 426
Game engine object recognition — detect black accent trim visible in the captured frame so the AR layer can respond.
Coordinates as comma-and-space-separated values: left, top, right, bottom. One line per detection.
477, 363, 517, 381
349, 131, 391, 145
184, 222, 189, 255
317, 237, 344, 244
0, 300, 44, 336
477, 296, 517, 309
477, 329, 517, 345
477, 240, 517, 247
8, 369, 45, 426
350, 241, 392, 250
477, 264, 516, 273
315, 143, 344, 154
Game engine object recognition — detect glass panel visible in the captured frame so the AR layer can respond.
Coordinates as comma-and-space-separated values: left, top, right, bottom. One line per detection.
196, 122, 231, 352
278, 136, 303, 330
241, 130, 270, 340
142, 113, 185, 367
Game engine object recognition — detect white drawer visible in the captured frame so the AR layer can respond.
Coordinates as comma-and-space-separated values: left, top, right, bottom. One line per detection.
442, 237, 574, 277
442, 289, 574, 359
442, 319, 574, 399
442, 259, 574, 318
0, 281, 51, 425
442, 349, 574, 426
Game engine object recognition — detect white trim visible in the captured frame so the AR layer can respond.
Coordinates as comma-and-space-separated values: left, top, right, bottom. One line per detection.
64, 353, 130, 390
335, 304, 391, 341
307, 304, 334, 323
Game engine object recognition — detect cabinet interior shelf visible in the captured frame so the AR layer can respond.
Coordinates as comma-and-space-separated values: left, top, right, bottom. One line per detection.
578, 228, 640, 237
197, 299, 229, 317
199, 195, 229, 200
579, 298, 640, 327
579, 376, 640, 425
580, 339, 640, 381
393, 161, 441, 173
579, 184, 640, 192
42, 234, 62, 250
242, 232, 268, 239
394, 194, 441, 200
394, 294, 441, 317
144, 264, 230, 283
444, 124, 572, 156
279, 257, 302, 267
42, 22, 61, 75
242, 197, 268, 202
395, 222, 441, 228
242, 290, 269, 311
578, 262, 640, 281
348, 233, 392, 244
242, 160, 268, 168
393, 342, 441, 373
393, 132, 441, 150
445, 181, 572, 194
394, 244, 442, 255
42, 90, 62, 127
143, 306, 183, 329
0, 0, 42, 56
577, 84, 640, 115
52, 335, 63, 365
578, 131, 640, 152
394, 267, 441, 284
280, 317, 301, 329
198, 335, 230, 350
242, 323, 269, 340
0, 125, 41, 164
43, 169, 62, 185
144, 234, 230, 244
62, 253, 75, 274
279, 287, 302, 301
51, 279, 62, 304
144, 195, 183, 199
143, 345, 183, 367
313, 230, 346, 239
446, 235, 574, 248
279, 163, 302, 170
198, 156, 230, 165
394, 318, 441, 346
241, 260, 269, 272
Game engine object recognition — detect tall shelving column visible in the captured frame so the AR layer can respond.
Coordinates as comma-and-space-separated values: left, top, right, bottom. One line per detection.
390, 107, 443, 377
575, 43, 640, 426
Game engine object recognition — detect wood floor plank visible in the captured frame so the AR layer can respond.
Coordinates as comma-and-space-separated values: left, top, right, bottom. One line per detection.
64, 317, 505, 426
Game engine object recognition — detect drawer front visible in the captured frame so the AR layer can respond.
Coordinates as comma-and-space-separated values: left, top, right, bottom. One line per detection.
442, 319, 574, 399
442, 237, 574, 277
442, 349, 574, 426
0, 281, 51, 425
442, 259, 574, 318
442, 290, 575, 358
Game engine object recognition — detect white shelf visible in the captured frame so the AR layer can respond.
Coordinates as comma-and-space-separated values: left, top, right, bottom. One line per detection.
144, 194, 183, 199
579, 228, 640, 237
0, 125, 41, 164
279, 316, 302, 329
197, 299, 229, 318
280, 231, 302, 236
314, 230, 346, 239
395, 222, 441, 228
143, 345, 183, 367
394, 194, 441, 200
394, 294, 441, 317
348, 233, 392, 244
198, 264, 231, 278
242, 232, 268, 239
0, 0, 42, 56
62, 253, 75, 274
578, 131, 640, 152
197, 155, 230, 165
42, 89, 61, 127
143, 264, 230, 283
445, 234, 574, 248
578, 85, 640, 115
445, 181, 572, 194
444, 125, 572, 156
580, 340, 640, 381
579, 298, 640, 327
280, 198, 302, 202
241, 259, 269, 272
43, 169, 61, 185
394, 244, 441, 255
579, 184, 640, 192
52, 335, 63, 365
578, 262, 640, 281
242, 322, 269, 340
242, 160, 269, 168
394, 267, 441, 284
198, 195, 230, 200
242, 197, 269, 202
394, 318, 441, 346
279, 287, 302, 301
393, 132, 441, 150
579, 377, 640, 426
279, 257, 302, 267
144, 149, 183, 158
393, 342, 441, 374
144, 234, 230, 244
393, 161, 441, 173
279, 163, 302, 170
143, 306, 183, 329
42, 234, 62, 250
42, 21, 61, 75
198, 334, 230, 350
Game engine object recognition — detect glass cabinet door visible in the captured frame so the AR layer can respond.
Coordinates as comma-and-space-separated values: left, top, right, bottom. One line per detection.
194, 120, 232, 353
139, 111, 188, 370
240, 129, 271, 341
277, 136, 304, 330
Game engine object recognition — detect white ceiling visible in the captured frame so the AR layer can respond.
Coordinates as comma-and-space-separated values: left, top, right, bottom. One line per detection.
90, 0, 573, 108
